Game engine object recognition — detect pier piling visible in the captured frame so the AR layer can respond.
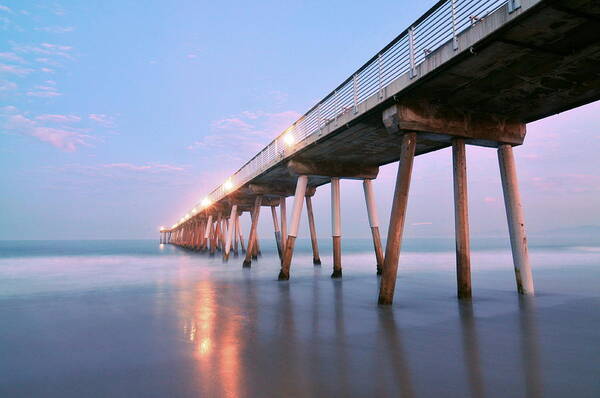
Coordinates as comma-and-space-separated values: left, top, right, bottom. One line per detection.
279, 175, 308, 280
453, 138, 472, 299
498, 144, 534, 295
378, 132, 416, 305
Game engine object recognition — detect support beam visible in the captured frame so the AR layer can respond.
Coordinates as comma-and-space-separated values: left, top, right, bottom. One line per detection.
453, 138, 472, 299
378, 132, 417, 305
288, 159, 379, 180
279, 175, 308, 280
498, 144, 534, 295
224, 205, 238, 261
305, 195, 321, 265
243, 196, 262, 267
331, 177, 342, 278
382, 102, 525, 147
271, 206, 283, 260
363, 179, 384, 275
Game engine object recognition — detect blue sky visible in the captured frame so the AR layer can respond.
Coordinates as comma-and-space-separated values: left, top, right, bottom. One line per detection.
1, 1, 599, 240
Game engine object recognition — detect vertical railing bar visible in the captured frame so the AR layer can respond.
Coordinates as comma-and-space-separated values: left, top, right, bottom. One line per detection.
408, 26, 416, 78
352, 73, 358, 114
378, 53, 383, 99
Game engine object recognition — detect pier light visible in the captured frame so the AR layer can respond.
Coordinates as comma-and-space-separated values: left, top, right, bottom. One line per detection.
283, 132, 294, 146
172, 224, 176, 229
201, 197, 212, 208
224, 178, 233, 191
159, 226, 165, 231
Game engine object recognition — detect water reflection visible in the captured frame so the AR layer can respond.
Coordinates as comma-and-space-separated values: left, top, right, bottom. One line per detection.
458, 301, 485, 398
181, 279, 242, 398
376, 309, 415, 398
518, 297, 544, 398
174, 269, 547, 397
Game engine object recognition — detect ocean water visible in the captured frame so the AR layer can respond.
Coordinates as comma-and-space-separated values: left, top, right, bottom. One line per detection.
0, 238, 598, 397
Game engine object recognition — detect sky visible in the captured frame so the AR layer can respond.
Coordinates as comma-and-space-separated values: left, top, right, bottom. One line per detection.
1, 0, 599, 241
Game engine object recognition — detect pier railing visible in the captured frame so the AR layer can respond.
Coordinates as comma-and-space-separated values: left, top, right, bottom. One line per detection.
173, 0, 513, 227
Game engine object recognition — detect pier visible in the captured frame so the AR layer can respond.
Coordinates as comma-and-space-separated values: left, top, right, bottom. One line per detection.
161, 0, 600, 304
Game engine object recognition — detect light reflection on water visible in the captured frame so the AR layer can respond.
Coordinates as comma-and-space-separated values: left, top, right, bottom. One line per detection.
0, 240, 598, 396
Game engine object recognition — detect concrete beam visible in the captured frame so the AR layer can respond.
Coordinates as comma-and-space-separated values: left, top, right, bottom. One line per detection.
287, 159, 379, 180
382, 101, 526, 147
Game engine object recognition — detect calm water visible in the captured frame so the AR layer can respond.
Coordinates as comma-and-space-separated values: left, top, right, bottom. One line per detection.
0, 238, 599, 397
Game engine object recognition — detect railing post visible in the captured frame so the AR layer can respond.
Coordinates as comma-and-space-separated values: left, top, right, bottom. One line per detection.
508, 0, 521, 13
377, 53, 383, 99
451, 0, 458, 50
353, 73, 358, 114
317, 103, 323, 135
334, 89, 339, 125
408, 26, 416, 78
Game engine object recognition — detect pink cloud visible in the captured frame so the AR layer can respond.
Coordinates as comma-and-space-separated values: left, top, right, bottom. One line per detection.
0, 80, 17, 91
35, 26, 75, 34
484, 196, 497, 203
36, 114, 81, 123
3, 114, 93, 152
531, 174, 600, 194
102, 163, 186, 172
212, 117, 253, 131
189, 109, 302, 157
26, 84, 61, 97
0, 63, 32, 76
0, 52, 25, 63
10, 42, 74, 60
88, 113, 114, 127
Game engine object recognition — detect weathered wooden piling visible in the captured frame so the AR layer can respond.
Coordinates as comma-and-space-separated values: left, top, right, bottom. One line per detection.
279, 175, 308, 280
363, 179, 384, 275
233, 211, 239, 256
237, 214, 246, 253
498, 144, 534, 295
331, 177, 342, 278
224, 205, 237, 261
271, 205, 283, 260
378, 132, 416, 305
209, 219, 217, 256
243, 196, 262, 267
204, 215, 213, 251
453, 138, 472, 299
280, 197, 287, 254
305, 194, 321, 265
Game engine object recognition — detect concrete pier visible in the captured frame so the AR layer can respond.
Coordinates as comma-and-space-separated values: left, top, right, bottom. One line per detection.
305, 195, 321, 265
363, 179, 384, 275
162, 0, 600, 304
330, 177, 342, 278
378, 132, 416, 305
453, 138, 472, 299
271, 206, 283, 260
498, 144, 534, 295
279, 175, 308, 280
243, 196, 262, 267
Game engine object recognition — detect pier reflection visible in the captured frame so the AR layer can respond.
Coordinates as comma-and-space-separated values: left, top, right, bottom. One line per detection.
181, 279, 243, 398
174, 271, 546, 397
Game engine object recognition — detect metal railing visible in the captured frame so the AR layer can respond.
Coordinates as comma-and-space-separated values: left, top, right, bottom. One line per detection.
173, 0, 515, 227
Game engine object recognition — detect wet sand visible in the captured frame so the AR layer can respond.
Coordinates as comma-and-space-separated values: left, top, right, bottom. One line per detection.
1, 243, 599, 397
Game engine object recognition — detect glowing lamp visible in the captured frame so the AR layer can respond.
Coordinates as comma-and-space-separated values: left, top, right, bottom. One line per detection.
201, 197, 212, 208
224, 178, 233, 191
283, 132, 294, 146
